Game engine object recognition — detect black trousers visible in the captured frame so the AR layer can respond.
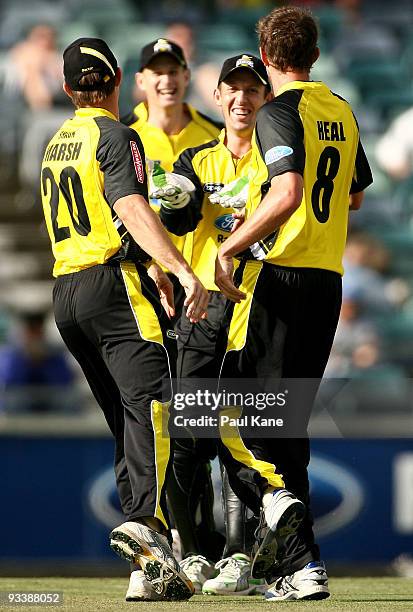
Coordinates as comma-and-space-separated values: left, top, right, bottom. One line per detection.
169, 290, 258, 559
53, 262, 174, 529
217, 260, 342, 575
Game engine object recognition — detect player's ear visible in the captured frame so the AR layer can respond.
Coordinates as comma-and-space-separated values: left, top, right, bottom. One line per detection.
115, 67, 122, 87
63, 81, 72, 98
260, 47, 269, 67
214, 86, 222, 108
183, 67, 191, 87
135, 71, 145, 91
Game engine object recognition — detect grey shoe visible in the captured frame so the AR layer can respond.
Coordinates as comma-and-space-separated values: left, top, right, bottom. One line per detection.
252, 489, 305, 579
110, 521, 194, 600
180, 555, 215, 594
266, 561, 330, 601
125, 569, 163, 601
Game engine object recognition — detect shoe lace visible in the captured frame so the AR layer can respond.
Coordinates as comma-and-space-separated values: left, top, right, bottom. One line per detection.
214, 556, 248, 580
254, 509, 268, 543
180, 554, 210, 575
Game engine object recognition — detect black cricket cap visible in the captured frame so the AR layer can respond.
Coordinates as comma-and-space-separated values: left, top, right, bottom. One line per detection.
218, 54, 270, 90
139, 38, 187, 71
63, 38, 118, 91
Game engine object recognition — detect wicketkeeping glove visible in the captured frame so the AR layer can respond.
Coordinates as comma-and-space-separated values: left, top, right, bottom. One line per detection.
208, 175, 249, 209
148, 160, 196, 209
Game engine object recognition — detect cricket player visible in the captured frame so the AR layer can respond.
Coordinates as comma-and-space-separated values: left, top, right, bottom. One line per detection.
214, 6, 373, 601
40, 37, 209, 602
152, 54, 272, 595
122, 38, 221, 322
122, 37, 226, 581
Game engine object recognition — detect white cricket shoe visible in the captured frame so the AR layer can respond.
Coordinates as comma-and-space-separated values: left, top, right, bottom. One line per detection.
202, 553, 256, 595
252, 488, 305, 578
265, 561, 330, 601
180, 554, 216, 593
125, 569, 162, 601
110, 521, 194, 600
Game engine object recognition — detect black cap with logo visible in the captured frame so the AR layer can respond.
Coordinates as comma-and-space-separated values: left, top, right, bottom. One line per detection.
63, 37, 118, 91
139, 38, 187, 71
218, 54, 270, 90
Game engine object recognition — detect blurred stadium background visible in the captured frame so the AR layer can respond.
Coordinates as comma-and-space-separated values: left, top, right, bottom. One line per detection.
0, 0, 413, 579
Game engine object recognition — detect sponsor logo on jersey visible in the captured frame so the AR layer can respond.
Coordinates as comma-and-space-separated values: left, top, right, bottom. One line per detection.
58, 130, 76, 139
214, 214, 234, 233
203, 182, 224, 193
264, 145, 293, 165
129, 140, 144, 183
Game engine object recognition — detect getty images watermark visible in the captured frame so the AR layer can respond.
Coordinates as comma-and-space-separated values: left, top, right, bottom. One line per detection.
173, 388, 286, 429
161, 378, 324, 438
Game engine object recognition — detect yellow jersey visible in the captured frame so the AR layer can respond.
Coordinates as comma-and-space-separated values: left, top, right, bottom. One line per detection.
160, 129, 250, 291
122, 102, 221, 255
246, 81, 373, 274
41, 107, 150, 277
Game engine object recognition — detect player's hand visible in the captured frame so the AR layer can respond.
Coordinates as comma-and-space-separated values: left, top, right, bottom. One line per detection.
177, 270, 209, 323
231, 209, 246, 233
208, 176, 249, 209
215, 252, 246, 303
147, 263, 175, 319
148, 160, 195, 209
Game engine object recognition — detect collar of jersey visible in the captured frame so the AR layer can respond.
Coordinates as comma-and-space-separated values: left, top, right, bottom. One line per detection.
217, 129, 252, 164
134, 101, 200, 130
75, 107, 117, 121
276, 80, 325, 96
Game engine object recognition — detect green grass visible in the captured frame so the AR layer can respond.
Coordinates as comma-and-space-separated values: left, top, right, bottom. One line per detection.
0, 577, 412, 611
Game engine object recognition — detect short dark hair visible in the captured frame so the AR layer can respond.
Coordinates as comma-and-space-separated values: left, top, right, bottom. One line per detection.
69, 72, 116, 107
257, 6, 318, 73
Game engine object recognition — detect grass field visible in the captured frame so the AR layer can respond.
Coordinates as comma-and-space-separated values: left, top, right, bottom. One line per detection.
0, 577, 413, 611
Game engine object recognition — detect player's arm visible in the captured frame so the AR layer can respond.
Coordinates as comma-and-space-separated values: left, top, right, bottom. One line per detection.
114, 194, 208, 321
98, 123, 209, 321
349, 192, 364, 211
218, 172, 302, 257
349, 137, 373, 211
158, 148, 204, 235
216, 99, 304, 300
215, 172, 301, 301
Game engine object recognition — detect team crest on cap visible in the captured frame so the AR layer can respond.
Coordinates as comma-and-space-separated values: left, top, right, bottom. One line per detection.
154, 38, 172, 53
236, 55, 254, 68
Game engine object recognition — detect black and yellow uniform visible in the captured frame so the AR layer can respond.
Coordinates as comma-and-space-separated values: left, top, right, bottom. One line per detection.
161, 129, 245, 380
245, 81, 371, 272
218, 81, 373, 576
160, 131, 258, 558
122, 102, 222, 360
41, 107, 173, 528
122, 101, 221, 257
161, 129, 247, 290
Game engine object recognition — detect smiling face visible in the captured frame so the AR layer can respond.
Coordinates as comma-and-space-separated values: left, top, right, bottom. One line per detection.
214, 68, 269, 136
137, 54, 189, 109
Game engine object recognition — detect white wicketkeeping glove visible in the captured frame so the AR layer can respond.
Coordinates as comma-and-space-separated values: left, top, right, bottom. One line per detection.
208, 175, 249, 209
148, 160, 196, 209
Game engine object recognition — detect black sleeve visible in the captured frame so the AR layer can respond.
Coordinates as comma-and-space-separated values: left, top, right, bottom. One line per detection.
350, 140, 373, 193
159, 147, 205, 236
95, 117, 148, 207
255, 95, 305, 182
120, 110, 138, 126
